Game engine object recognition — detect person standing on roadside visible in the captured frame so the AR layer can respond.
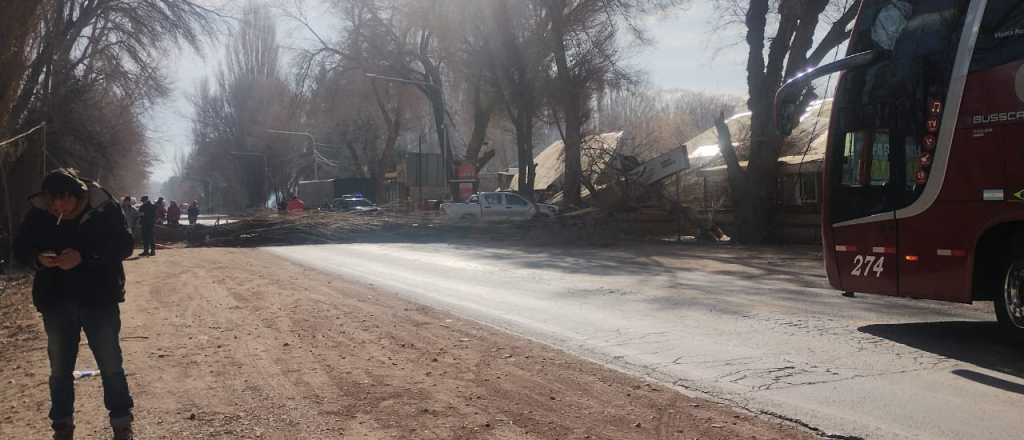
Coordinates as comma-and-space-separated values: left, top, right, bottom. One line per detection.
154, 197, 166, 225
138, 196, 157, 256
187, 200, 200, 225
167, 201, 181, 226
120, 197, 138, 232
13, 169, 136, 440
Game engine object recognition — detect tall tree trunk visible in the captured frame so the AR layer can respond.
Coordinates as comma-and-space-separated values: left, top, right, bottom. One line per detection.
515, 117, 534, 198
463, 78, 494, 169
741, 107, 783, 243
549, 5, 583, 207
562, 98, 584, 207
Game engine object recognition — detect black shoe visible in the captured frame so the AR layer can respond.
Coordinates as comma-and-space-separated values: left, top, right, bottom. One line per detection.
52, 418, 74, 440
112, 425, 134, 440
111, 416, 134, 440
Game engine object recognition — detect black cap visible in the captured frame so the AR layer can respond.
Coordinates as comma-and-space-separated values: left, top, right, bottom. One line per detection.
41, 169, 87, 197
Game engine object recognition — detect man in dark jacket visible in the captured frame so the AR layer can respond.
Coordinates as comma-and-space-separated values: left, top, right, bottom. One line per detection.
187, 200, 200, 225
13, 169, 136, 440
138, 196, 156, 256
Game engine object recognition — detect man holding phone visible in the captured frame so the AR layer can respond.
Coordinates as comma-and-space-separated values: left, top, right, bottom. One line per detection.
14, 169, 136, 440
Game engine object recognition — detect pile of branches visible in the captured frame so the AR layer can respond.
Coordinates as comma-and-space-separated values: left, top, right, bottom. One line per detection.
187, 212, 442, 248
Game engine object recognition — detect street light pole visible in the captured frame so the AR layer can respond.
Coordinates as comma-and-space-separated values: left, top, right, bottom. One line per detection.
365, 73, 452, 200
417, 132, 423, 209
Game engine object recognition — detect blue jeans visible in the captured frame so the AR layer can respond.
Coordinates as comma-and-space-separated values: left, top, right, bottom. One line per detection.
42, 303, 133, 423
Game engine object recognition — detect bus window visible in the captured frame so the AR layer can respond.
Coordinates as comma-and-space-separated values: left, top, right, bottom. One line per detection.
834, 130, 894, 222
971, 1, 1024, 71
841, 131, 891, 188
829, 0, 968, 224
870, 132, 891, 187
841, 132, 867, 187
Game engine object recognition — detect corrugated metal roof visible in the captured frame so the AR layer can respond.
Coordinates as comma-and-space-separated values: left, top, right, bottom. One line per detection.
509, 132, 624, 191
682, 100, 833, 172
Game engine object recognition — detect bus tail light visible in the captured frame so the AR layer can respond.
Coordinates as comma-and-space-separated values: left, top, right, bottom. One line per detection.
905, 255, 920, 262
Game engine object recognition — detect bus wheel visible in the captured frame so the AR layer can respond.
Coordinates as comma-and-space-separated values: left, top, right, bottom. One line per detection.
995, 260, 1024, 339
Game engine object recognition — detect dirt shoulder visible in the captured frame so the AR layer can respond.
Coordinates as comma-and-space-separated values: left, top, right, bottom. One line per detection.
1, 248, 816, 440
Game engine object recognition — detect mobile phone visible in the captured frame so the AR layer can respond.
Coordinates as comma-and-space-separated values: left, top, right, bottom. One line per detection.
40, 251, 58, 257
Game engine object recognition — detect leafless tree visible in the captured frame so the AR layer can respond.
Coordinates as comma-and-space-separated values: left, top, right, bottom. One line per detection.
186, 1, 299, 210
290, 0, 429, 200
598, 86, 741, 157
712, 0, 860, 243
316, 0, 455, 195
475, 0, 551, 198
7, 0, 213, 132
0, 0, 45, 138
536, 0, 686, 208
1, 0, 213, 225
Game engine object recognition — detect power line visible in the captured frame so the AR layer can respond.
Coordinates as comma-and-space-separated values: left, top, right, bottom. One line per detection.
0, 123, 45, 150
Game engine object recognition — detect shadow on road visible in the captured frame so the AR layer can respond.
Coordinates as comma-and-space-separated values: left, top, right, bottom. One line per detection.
437, 240, 828, 288
951, 369, 1024, 396
188, 215, 830, 288
859, 321, 1024, 380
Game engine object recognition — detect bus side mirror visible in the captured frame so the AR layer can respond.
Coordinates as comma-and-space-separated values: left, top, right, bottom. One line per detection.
774, 50, 883, 136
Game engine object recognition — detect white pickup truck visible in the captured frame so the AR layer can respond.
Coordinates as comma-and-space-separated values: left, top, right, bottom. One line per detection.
441, 192, 558, 222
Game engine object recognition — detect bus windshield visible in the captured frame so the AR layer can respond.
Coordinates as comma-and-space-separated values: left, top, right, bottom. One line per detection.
828, 0, 969, 223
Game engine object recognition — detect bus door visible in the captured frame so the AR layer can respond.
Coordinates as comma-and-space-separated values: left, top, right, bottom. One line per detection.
830, 129, 901, 295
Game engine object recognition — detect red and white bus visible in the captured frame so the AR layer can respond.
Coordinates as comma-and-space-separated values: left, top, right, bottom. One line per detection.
778, 0, 1024, 338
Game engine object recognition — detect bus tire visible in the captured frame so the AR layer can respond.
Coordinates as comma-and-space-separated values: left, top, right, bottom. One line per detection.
995, 259, 1024, 341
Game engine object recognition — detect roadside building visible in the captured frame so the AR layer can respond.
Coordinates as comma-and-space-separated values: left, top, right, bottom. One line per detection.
680, 100, 832, 243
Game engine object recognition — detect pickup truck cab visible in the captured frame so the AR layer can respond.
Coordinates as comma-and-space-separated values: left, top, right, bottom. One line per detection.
441, 192, 557, 222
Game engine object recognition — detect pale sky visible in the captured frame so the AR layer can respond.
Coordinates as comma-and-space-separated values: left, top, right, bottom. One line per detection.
144, 1, 749, 183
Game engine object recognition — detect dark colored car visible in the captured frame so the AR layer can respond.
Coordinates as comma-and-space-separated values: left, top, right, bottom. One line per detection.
330, 197, 380, 214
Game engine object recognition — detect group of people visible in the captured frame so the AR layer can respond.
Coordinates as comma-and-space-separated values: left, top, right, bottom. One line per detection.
162, 199, 201, 226
119, 196, 202, 257
121, 196, 201, 227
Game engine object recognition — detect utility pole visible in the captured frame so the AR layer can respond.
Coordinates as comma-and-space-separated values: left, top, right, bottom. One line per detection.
417, 132, 423, 210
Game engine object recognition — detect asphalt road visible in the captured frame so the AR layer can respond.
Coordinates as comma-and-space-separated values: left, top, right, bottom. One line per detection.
266, 242, 1024, 440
